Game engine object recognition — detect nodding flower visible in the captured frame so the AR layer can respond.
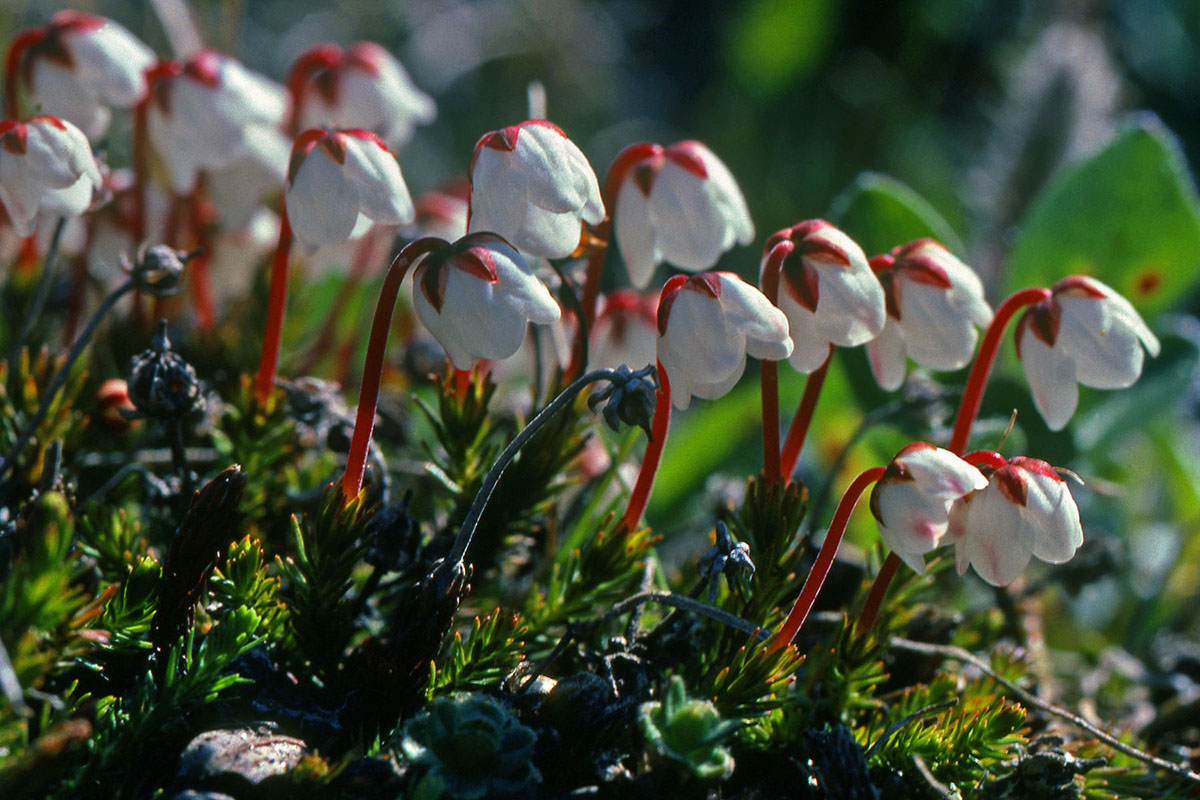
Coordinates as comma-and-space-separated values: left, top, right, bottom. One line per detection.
866, 239, 993, 390
411, 233, 562, 369
4, 11, 155, 140
467, 119, 604, 259
868, 443, 989, 576
761, 220, 885, 373
590, 289, 658, 372
657, 272, 792, 409
144, 50, 287, 194
285, 127, 414, 249
286, 41, 435, 149
0, 115, 103, 236
605, 140, 753, 289
1015, 275, 1160, 431
947, 452, 1083, 586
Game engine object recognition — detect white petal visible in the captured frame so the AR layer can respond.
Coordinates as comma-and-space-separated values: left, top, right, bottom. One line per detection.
875, 484, 952, 561
693, 144, 753, 245
68, 20, 155, 107
1057, 294, 1147, 389
650, 162, 731, 270
963, 485, 1034, 586
1022, 469, 1083, 563
1020, 334, 1079, 431
614, 180, 659, 289
343, 135, 414, 225
286, 149, 360, 248
29, 62, 110, 140
899, 282, 980, 371
779, 294, 834, 373
900, 446, 989, 498
716, 273, 792, 361
867, 318, 908, 391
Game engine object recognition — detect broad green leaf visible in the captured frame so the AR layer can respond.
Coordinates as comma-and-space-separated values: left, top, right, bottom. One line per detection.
1004, 114, 1200, 315
828, 172, 964, 256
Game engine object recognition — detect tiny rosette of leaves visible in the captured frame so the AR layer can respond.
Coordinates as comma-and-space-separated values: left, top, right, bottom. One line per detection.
400, 693, 541, 800
639, 675, 739, 780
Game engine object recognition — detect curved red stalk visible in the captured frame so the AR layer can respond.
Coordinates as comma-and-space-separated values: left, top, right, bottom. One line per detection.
779, 346, 832, 482
772, 465, 885, 650
948, 286, 1051, 454
341, 237, 445, 503
759, 243, 789, 484
253, 207, 294, 406
618, 361, 671, 531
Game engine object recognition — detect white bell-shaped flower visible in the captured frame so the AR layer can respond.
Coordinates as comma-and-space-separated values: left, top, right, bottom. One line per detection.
657, 272, 793, 409
607, 140, 753, 289
0, 115, 102, 235
8, 11, 155, 141
589, 289, 659, 372
288, 41, 436, 150
866, 239, 993, 390
468, 120, 604, 259
284, 128, 414, 249
1015, 275, 1160, 431
947, 454, 1083, 586
762, 220, 886, 373
412, 233, 562, 369
868, 443, 989, 575
145, 50, 287, 194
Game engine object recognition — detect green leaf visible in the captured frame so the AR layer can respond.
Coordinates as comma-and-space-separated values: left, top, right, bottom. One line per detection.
828, 172, 964, 256
1004, 114, 1200, 315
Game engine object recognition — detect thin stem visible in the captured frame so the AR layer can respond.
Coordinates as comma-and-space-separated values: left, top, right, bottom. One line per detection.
340, 237, 446, 502
948, 287, 1050, 455
772, 465, 885, 650
888, 637, 1200, 787
1, 278, 137, 480
550, 258, 588, 381
779, 346, 832, 481
253, 207, 294, 406
619, 361, 671, 531
445, 368, 623, 566
854, 551, 902, 637
131, 98, 150, 323
6, 218, 65, 370
758, 243, 790, 483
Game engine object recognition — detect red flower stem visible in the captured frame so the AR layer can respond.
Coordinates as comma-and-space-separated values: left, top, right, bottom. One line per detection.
16, 235, 38, 277
454, 367, 472, 401
619, 361, 671, 531
854, 551, 902, 637
253, 207, 294, 406
772, 465, 885, 650
779, 347, 832, 481
947, 287, 1050, 455
341, 237, 444, 503
759, 243, 789, 484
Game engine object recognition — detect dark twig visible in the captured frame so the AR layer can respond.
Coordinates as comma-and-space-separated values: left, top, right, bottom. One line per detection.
889, 637, 1200, 786
911, 754, 957, 800
604, 591, 768, 641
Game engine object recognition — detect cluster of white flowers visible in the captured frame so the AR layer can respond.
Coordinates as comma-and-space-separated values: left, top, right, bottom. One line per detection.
0, 11, 1161, 589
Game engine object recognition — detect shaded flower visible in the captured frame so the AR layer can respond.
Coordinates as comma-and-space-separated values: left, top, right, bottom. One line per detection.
869, 443, 989, 575
0, 115, 102, 235
947, 454, 1083, 586
145, 50, 287, 193
412, 233, 561, 369
763, 220, 885, 373
606, 140, 753, 288
6, 11, 155, 140
657, 272, 792, 409
1015, 275, 1160, 431
287, 41, 435, 149
285, 128, 414, 249
468, 120, 604, 258
866, 239, 993, 390
590, 289, 658, 371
